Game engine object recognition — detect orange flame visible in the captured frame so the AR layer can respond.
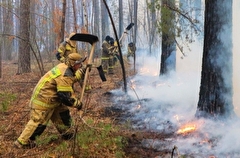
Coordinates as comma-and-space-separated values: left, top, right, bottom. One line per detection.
177, 124, 197, 134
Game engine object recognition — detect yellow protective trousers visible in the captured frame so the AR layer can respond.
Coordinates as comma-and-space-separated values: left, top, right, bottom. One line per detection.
101, 57, 110, 73
101, 55, 115, 74
17, 104, 71, 145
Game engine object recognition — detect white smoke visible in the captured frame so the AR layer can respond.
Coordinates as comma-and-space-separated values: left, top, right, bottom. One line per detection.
111, 0, 240, 157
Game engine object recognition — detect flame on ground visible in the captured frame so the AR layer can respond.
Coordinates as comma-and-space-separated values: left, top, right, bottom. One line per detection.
177, 124, 197, 135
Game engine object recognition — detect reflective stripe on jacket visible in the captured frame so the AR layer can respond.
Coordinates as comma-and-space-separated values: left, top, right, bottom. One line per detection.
101, 40, 111, 57
30, 63, 75, 109
57, 41, 77, 60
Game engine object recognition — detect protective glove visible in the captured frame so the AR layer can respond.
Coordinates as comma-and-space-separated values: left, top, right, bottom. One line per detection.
84, 84, 92, 93
73, 99, 83, 110
60, 56, 65, 63
108, 46, 116, 52
86, 64, 92, 72
75, 68, 86, 81
108, 51, 114, 55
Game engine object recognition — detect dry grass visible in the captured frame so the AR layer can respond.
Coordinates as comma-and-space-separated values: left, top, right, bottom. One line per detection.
0, 59, 170, 158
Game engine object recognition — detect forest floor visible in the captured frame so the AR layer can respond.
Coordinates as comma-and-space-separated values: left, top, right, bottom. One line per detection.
0, 59, 176, 158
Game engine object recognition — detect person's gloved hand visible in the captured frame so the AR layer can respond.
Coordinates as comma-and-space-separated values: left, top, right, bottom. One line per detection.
84, 84, 92, 93
108, 46, 115, 52
86, 64, 92, 72
108, 51, 114, 55
73, 99, 83, 110
60, 56, 65, 63
75, 68, 86, 81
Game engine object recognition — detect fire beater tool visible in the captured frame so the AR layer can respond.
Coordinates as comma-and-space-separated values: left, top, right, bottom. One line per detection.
70, 33, 106, 82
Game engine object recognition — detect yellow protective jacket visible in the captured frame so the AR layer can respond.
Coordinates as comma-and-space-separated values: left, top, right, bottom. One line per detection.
101, 40, 111, 58
57, 41, 77, 62
30, 63, 76, 109
128, 45, 136, 55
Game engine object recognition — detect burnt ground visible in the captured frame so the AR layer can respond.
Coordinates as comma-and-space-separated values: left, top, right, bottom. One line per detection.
0, 60, 176, 158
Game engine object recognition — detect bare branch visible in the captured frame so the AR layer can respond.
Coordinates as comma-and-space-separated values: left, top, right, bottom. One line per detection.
163, 4, 202, 32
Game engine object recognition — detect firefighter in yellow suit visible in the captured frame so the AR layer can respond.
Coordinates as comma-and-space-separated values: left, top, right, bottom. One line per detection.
56, 32, 91, 91
14, 53, 88, 149
56, 32, 78, 63
127, 42, 136, 60
107, 37, 115, 74
101, 35, 111, 74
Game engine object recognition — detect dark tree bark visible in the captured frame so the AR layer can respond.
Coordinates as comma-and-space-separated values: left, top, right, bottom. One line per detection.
60, 0, 66, 42
160, 0, 176, 76
18, 0, 31, 74
196, 0, 235, 118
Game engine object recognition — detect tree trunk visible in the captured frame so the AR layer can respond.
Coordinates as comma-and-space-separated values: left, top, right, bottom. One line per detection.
119, 0, 123, 37
160, 0, 176, 76
148, 0, 156, 55
196, 0, 234, 118
60, 0, 66, 42
3, 0, 13, 61
18, 0, 31, 74
101, 0, 110, 41
82, 0, 88, 33
72, 0, 78, 32
133, 0, 138, 72
93, 0, 101, 50
133, 0, 138, 45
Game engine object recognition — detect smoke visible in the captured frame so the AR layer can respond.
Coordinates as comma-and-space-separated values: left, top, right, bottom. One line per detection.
109, 0, 240, 157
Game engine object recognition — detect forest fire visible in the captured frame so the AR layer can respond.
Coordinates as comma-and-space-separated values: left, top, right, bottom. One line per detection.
177, 123, 197, 135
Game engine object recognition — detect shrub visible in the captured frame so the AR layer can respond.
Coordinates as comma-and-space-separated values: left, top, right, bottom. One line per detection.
0, 92, 16, 112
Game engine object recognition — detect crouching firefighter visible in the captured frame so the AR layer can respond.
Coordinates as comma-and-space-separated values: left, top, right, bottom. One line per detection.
14, 53, 89, 149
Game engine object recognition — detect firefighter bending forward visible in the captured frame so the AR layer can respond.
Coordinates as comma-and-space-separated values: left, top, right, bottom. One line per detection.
14, 53, 88, 149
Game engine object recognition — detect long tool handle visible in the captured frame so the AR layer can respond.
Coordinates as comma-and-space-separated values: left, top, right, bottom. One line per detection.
79, 42, 96, 104
119, 23, 134, 43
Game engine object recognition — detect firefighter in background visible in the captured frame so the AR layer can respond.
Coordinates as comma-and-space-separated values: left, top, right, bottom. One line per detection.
108, 37, 115, 74
109, 39, 121, 66
56, 32, 77, 63
56, 32, 91, 91
101, 35, 114, 74
127, 42, 136, 60
14, 53, 89, 149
